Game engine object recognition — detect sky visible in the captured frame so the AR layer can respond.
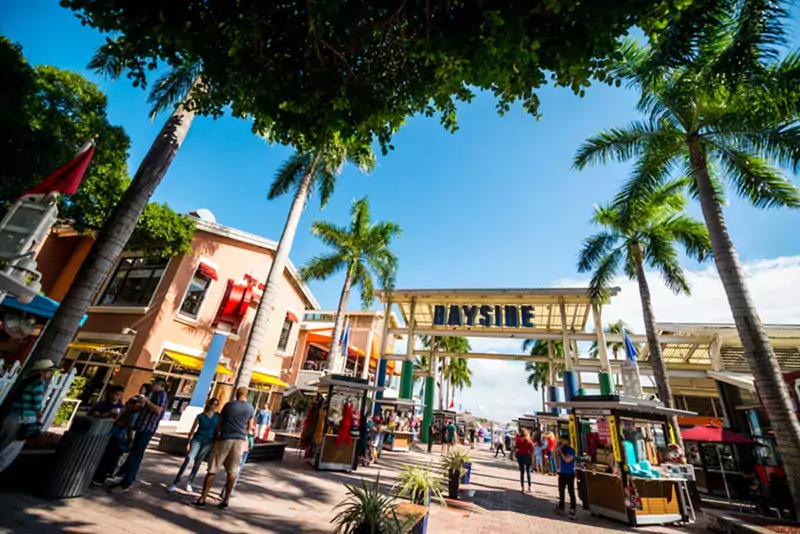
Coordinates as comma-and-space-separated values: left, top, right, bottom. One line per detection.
3, 2, 800, 424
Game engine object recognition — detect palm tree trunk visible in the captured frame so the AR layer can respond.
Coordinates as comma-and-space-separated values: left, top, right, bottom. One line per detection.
631, 243, 684, 449
690, 140, 800, 513
29, 88, 197, 368
327, 264, 354, 375
234, 153, 320, 391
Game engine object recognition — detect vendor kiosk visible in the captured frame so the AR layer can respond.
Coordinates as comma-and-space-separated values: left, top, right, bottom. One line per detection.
309, 375, 383, 472
377, 399, 423, 452
432, 409, 457, 445
534, 412, 571, 439
549, 395, 696, 527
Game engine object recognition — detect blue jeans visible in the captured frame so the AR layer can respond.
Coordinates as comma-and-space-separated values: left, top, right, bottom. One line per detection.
173, 439, 213, 486
93, 435, 128, 483
549, 454, 557, 473
517, 453, 532, 487
121, 429, 155, 488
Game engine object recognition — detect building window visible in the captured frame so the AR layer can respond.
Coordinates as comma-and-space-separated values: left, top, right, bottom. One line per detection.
179, 271, 212, 318
303, 345, 328, 371
277, 317, 293, 352
99, 256, 168, 307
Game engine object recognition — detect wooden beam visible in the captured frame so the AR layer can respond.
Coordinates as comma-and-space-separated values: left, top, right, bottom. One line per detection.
386, 327, 711, 345
559, 298, 572, 370
592, 303, 610, 373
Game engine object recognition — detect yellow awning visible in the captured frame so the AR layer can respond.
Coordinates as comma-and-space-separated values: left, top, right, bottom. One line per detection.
163, 350, 234, 376
69, 341, 127, 352
251, 371, 288, 388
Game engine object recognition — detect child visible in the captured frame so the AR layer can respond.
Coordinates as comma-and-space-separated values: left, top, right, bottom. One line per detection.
90, 385, 125, 419
534, 438, 544, 473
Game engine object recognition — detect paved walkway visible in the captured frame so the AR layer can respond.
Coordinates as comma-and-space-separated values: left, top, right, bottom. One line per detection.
0, 442, 706, 533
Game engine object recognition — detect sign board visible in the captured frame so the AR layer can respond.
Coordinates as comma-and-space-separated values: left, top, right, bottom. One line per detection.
432, 304, 535, 328
609, 415, 622, 463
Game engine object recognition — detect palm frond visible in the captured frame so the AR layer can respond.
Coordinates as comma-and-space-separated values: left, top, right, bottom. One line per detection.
577, 232, 618, 273
587, 247, 625, 300
316, 165, 337, 208
298, 252, 347, 282
712, 144, 800, 208
310, 221, 349, 249
573, 121, 663, 169
642, 229, 692, 295
661, 215, 713, 262
88, 42, 126, 80
147, 61, 202, 120
269, 151, 312, 200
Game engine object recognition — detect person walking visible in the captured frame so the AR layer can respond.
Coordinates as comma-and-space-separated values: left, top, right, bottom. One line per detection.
555, 435, 577, 520
109, 378, 168, 493
533, 436, 544, 473
547, 431, 558, 475
445, 420, 457, 455
194, 387, 254, 509
503, 430, 513, 461
167, 397, 219, 493
494, 428, 506, 458
91, 392, 143, 487
0, 360, 56, 453
469, 427, 476, 449
254, 404, 271, 441
219, 428, 254, 501
515, 429, 534, 493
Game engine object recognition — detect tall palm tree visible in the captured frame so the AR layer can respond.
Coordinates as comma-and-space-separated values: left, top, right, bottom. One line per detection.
577, 179, 712, 447
30, 53, 201, 367
522, 339, 564, 409
574, 0, 800, 507
300, 197, 400, 375
234, 141, 375, 390
445, 357, 473, 409
589, 320, 637, 360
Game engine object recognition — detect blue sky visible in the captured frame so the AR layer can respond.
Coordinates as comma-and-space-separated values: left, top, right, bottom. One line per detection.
5, 2, 800, 423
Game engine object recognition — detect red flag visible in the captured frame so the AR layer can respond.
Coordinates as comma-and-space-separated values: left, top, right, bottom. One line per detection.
21, 144, 95, 198
449, 398, 455, 409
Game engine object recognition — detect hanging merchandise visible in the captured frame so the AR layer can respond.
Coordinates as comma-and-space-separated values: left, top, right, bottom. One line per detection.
337, 399, 354, 448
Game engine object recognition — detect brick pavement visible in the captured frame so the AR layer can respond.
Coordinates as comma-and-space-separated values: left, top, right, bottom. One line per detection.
0, 441, 706, 533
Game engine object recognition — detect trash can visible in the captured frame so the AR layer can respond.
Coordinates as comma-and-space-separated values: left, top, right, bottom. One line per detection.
39, 416, 113, 499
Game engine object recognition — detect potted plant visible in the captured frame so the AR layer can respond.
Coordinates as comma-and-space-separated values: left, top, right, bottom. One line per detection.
393, 462, 446, 534
333, 474, 411, 534
441, 450, 471, 500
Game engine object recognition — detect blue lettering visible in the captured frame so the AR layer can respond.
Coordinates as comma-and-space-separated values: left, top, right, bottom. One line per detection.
494, 305, 503, 327
462, 305, 478, 326
504, 305, 519, 327
478, 305, 492, 326
521, 305, 535, 327
447, 305, 462, 326
433, 305, 446, 326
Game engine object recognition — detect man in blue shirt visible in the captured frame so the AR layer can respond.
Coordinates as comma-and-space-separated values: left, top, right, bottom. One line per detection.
555, 435, 577, 519
110, 378, 168, 493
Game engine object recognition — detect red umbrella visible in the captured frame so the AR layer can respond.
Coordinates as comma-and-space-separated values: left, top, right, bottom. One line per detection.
682, 424, 753, 444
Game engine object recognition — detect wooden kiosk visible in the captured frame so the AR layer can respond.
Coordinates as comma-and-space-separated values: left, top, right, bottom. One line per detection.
377, 399, 422, 452
432, 409, 457, 444
549, 395, 696, 527
311, 375, 383, 472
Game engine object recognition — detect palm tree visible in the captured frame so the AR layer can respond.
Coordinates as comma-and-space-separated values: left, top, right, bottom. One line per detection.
577, 179, 712, 447
234, 141, 375, 391
574, 1, 800, 507
300, 197, 400, 375
420, 336, 471, 410
445, 358, 473, 409
589, 320, 636, 360
522, 339, 564, 409
29, 53, 201, 367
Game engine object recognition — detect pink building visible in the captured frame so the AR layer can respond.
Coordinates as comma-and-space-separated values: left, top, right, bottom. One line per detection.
30, 211, 318, 418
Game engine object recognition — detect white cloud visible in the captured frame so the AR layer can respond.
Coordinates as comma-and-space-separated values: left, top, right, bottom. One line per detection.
454, 255, 800, 424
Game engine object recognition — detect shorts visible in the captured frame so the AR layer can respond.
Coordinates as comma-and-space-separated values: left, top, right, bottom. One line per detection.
208, 439, 245, 474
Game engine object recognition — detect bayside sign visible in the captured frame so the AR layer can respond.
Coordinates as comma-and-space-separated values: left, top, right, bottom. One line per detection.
432, 304, 536, 328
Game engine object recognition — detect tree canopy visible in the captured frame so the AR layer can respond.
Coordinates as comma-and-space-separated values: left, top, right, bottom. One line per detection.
61, 0, 702, 152
0, 36, 194, 258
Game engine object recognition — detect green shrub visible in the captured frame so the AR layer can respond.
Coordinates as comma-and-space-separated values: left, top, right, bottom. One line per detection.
52, 375, 87, 427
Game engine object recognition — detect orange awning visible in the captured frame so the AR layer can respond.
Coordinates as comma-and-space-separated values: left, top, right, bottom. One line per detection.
306, 328, 365, 358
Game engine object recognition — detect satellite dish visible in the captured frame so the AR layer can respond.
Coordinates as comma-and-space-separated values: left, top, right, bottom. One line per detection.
4, 313, 36, 338
189, 209, 216, 224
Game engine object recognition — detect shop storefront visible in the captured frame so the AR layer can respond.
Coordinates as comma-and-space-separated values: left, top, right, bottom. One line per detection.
61, 340, 128, 406
153, 350, 234, 421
